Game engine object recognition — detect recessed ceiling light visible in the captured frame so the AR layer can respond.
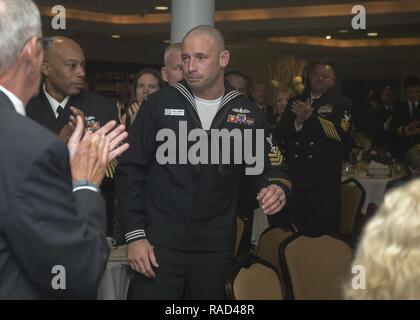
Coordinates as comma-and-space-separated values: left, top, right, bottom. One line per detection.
111, 35, 121, 39
325, 35, 332, 40
155, 6, 169, 11
338, 29, 349, 33
367, 32, 379, 37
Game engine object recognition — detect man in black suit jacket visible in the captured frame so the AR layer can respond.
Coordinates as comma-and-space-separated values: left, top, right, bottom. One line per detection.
390, 76, 420, 160
0, 0, 128, 299
251, 82, 275, 124
365, 86, 398, 152
385, 144, 420, 193
26, 36, 119, 236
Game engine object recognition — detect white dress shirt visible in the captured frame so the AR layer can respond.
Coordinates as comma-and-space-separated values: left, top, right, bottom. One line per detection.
0, 85, 25, 116
43, 84, 70, 118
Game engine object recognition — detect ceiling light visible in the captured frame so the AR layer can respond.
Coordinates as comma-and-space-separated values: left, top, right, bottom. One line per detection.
325, 35, 332, 40
338, 29, 349, 33
163, 40, 171, 44
367, 32, 379, 37
111, 35, 121, 39
155, 6, 169, 11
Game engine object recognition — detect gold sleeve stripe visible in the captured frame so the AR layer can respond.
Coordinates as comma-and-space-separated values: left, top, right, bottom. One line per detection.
105, 159, 119, 179
270, 161, 282, 167
321, 119, 337, 139
269, 150, 283, 166
268, 178, 292, 190
269, 150, 281, 160
319, 118, 341, 142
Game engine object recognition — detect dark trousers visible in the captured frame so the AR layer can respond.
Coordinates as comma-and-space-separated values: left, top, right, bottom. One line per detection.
290, 188, 340, 236
128, 245, 234, 300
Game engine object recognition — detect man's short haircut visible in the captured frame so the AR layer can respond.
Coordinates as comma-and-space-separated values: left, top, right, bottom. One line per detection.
404, 144, 420, 173
0, 0, 42, 76
403, 76, 420, 90
381, 85, 394, 94
183, 25, 225, 53
309, 59, 336, 75
163, 42, 182, 66
225, 70, 246, 79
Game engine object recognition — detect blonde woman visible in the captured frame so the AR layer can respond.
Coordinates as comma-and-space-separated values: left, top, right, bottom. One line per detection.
272, 89, 293, 126
345, 178, 420, 299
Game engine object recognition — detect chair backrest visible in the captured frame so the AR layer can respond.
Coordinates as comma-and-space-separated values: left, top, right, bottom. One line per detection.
257, 227, 293, 273
226, 254, 284, 300
280, 234, 352, 300
340, 178, 366, 236
235, 216, 245, 257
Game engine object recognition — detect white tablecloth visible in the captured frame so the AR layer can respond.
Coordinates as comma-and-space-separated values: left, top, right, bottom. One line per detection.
351, 176, 393, 213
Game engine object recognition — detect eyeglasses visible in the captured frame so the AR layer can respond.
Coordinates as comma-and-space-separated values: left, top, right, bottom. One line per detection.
21, 36, 53, 52
36, 37, 53, 50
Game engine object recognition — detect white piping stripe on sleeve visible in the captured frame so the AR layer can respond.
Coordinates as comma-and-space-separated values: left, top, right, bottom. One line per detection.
125, 229, 145, 236
126, 234, 146, 242
125, 230, 145, 238
73, 186, 99, 193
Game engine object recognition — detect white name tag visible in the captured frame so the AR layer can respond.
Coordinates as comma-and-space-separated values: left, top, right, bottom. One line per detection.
165, 109, 184, 116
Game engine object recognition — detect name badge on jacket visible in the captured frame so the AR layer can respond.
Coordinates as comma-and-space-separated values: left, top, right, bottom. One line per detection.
165, 109, 185, 116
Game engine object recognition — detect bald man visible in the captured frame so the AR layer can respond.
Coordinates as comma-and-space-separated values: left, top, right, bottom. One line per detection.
27, 36, 118, 135
27, 36, 119, 237
117, 25, 290, 299
161, 43, 183, 85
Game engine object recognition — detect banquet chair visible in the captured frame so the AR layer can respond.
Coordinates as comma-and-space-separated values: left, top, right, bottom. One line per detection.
235, 216, 251, 258
257, 227, 293, 274
340, 178, 365, 240
279, 233, 352, 300
226, 254, 285, 300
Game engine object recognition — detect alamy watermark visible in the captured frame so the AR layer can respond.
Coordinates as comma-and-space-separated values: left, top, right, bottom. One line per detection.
352, 5, 366, 30
51, 5, 66, 30
155, 121, 265, 175
351, 264, 366, 290
51, 265, 66, 290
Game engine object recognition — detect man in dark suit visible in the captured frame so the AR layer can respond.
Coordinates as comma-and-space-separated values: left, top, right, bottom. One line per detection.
386, 144, 420, 193
390, 76, 420, 160
365, 86, 398, 152
251, 82, 275, 124
26, 36, 119, 236
0, 0, 128, 299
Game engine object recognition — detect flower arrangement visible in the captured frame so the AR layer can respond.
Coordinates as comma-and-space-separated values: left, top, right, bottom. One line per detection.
268, 56, 307, 96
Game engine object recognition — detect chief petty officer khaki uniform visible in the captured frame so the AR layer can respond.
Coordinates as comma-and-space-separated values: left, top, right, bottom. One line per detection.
275, 89, 351, 236
116, 80, 291, 299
